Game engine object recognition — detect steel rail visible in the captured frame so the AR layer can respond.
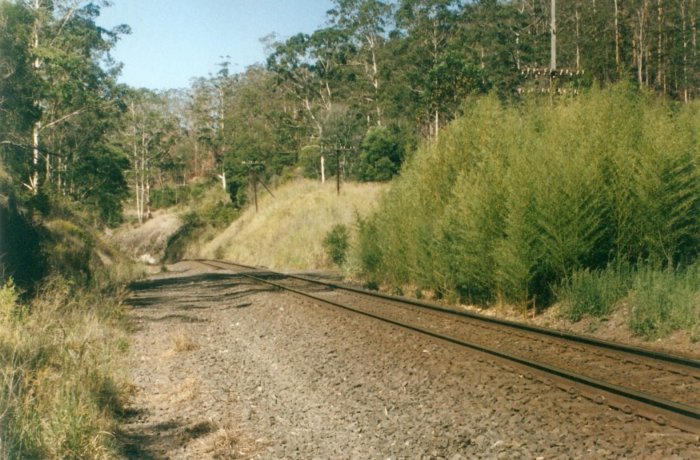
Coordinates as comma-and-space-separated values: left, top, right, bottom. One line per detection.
194, 259, 700, 434
198, 259, 700, 371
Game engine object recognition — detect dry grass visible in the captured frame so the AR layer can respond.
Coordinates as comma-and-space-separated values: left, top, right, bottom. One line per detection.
196, 179, 387, 270
168, 327, 199, 353
200, 421, 261, 459
0, 276, 131, 459
171, 377, 201, 404
109, 211, 183, 263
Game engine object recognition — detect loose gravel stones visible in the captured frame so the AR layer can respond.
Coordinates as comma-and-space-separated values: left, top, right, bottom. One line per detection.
121, 262, 700, 459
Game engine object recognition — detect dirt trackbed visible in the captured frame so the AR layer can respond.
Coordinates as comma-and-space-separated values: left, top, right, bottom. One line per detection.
121, 261, 700, 459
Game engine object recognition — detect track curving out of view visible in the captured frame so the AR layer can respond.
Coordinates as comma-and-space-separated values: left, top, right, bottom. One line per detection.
194, 259, 700, 435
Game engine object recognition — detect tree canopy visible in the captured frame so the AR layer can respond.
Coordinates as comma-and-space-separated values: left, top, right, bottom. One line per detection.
3, 0, 700, 220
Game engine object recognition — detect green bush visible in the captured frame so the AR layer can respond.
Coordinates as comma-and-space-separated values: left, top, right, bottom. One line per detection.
556, 266, 633, 321
354, 126, 404, 181
356, 217, 383, 278
628, 264, 700, 339
0, 275, 131, 459
323, 224, 350, 266
355, 84, 700, 316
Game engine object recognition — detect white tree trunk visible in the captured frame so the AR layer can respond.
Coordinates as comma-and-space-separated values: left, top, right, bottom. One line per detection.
614, 0, 621, 75
29, 0, 42, 194
550, 0, 557, 71
321, 155, 325, 184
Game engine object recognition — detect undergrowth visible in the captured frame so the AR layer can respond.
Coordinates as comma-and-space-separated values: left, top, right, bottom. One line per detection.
355, 84, 700, 339
627, 264, 700, 339
163, 184, 239, 262
556, 265, 633, 322
0, 199, 141, 458
556, 264, 700, 339
323, 224, 350, 266
0, 267, 136, 459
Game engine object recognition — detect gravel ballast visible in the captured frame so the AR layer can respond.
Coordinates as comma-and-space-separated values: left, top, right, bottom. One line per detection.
122, 262, 700, 459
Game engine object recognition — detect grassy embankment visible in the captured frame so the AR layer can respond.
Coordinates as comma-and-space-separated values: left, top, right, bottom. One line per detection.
0, 199, 141, 458
354, 84, 700, 340
196, 179, 387, 270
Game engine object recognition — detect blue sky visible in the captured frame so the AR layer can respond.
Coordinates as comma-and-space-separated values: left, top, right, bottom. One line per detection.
98, 0, 334, 90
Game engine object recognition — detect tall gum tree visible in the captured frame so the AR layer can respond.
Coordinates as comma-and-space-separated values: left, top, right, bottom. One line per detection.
23, 0, 128, 195
328, 0, 393, 126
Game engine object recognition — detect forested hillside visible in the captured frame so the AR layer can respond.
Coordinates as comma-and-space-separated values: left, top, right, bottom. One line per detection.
102, 0, 700, 217
4, 0, 700, 233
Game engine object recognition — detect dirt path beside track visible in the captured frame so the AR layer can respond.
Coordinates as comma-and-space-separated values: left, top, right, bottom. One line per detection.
120, 261, 699, 459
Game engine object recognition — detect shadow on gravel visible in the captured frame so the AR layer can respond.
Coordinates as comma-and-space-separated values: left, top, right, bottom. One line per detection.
126, 287, 276, 309
128, 272, 252, 291
117, 416, 216, 459
140, 314, 209, 324
224, 302, 253, 309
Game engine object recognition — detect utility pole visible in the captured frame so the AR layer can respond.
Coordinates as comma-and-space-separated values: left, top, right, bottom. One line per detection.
336, 148, 340, 196
242, 160, 274, 212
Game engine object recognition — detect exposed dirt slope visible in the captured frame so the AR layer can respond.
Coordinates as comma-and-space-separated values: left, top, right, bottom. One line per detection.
110, 211, 182, 264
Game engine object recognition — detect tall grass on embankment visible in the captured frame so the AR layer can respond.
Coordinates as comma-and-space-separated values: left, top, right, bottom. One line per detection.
0, 212, 140, 458
198, 179, 386, 270
355, 84, 700, 339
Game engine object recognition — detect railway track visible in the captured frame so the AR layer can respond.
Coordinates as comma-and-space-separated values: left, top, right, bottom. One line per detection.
194, 259, 700, 435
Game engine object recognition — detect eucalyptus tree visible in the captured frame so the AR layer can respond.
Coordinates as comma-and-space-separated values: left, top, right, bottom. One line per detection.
0, 1, 39, 188
0, 0, 130, 224
221, 66, 300, 206
267, 33, 324, 138
394, 0, 464, 138
328, 0, 393, 126
127, 89, 182, 223
24, 0, 127, 195
267, 29, 359, 179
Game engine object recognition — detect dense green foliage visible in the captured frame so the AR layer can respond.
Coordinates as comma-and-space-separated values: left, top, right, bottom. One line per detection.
105, 0, 700, 213
355, 127, 405, 181
0, 0, 130, 227
324, 223, 351, 266
356, 85, 700, 331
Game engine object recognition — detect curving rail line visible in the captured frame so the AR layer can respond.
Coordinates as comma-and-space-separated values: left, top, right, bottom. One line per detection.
193, 259, 700, 435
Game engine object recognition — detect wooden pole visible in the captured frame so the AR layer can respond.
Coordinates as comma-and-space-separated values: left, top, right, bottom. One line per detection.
336, 149, 340, 196
253, 170, 258, 212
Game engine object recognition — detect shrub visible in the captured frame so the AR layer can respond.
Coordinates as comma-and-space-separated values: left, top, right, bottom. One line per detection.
354, 126, 404, 182
355, 216, 382, 279
556, 266, 633, 321
627, 264, 700, 339
0, 275, 131, 458
354, 84, 700, 317
323, 224, 350, 266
